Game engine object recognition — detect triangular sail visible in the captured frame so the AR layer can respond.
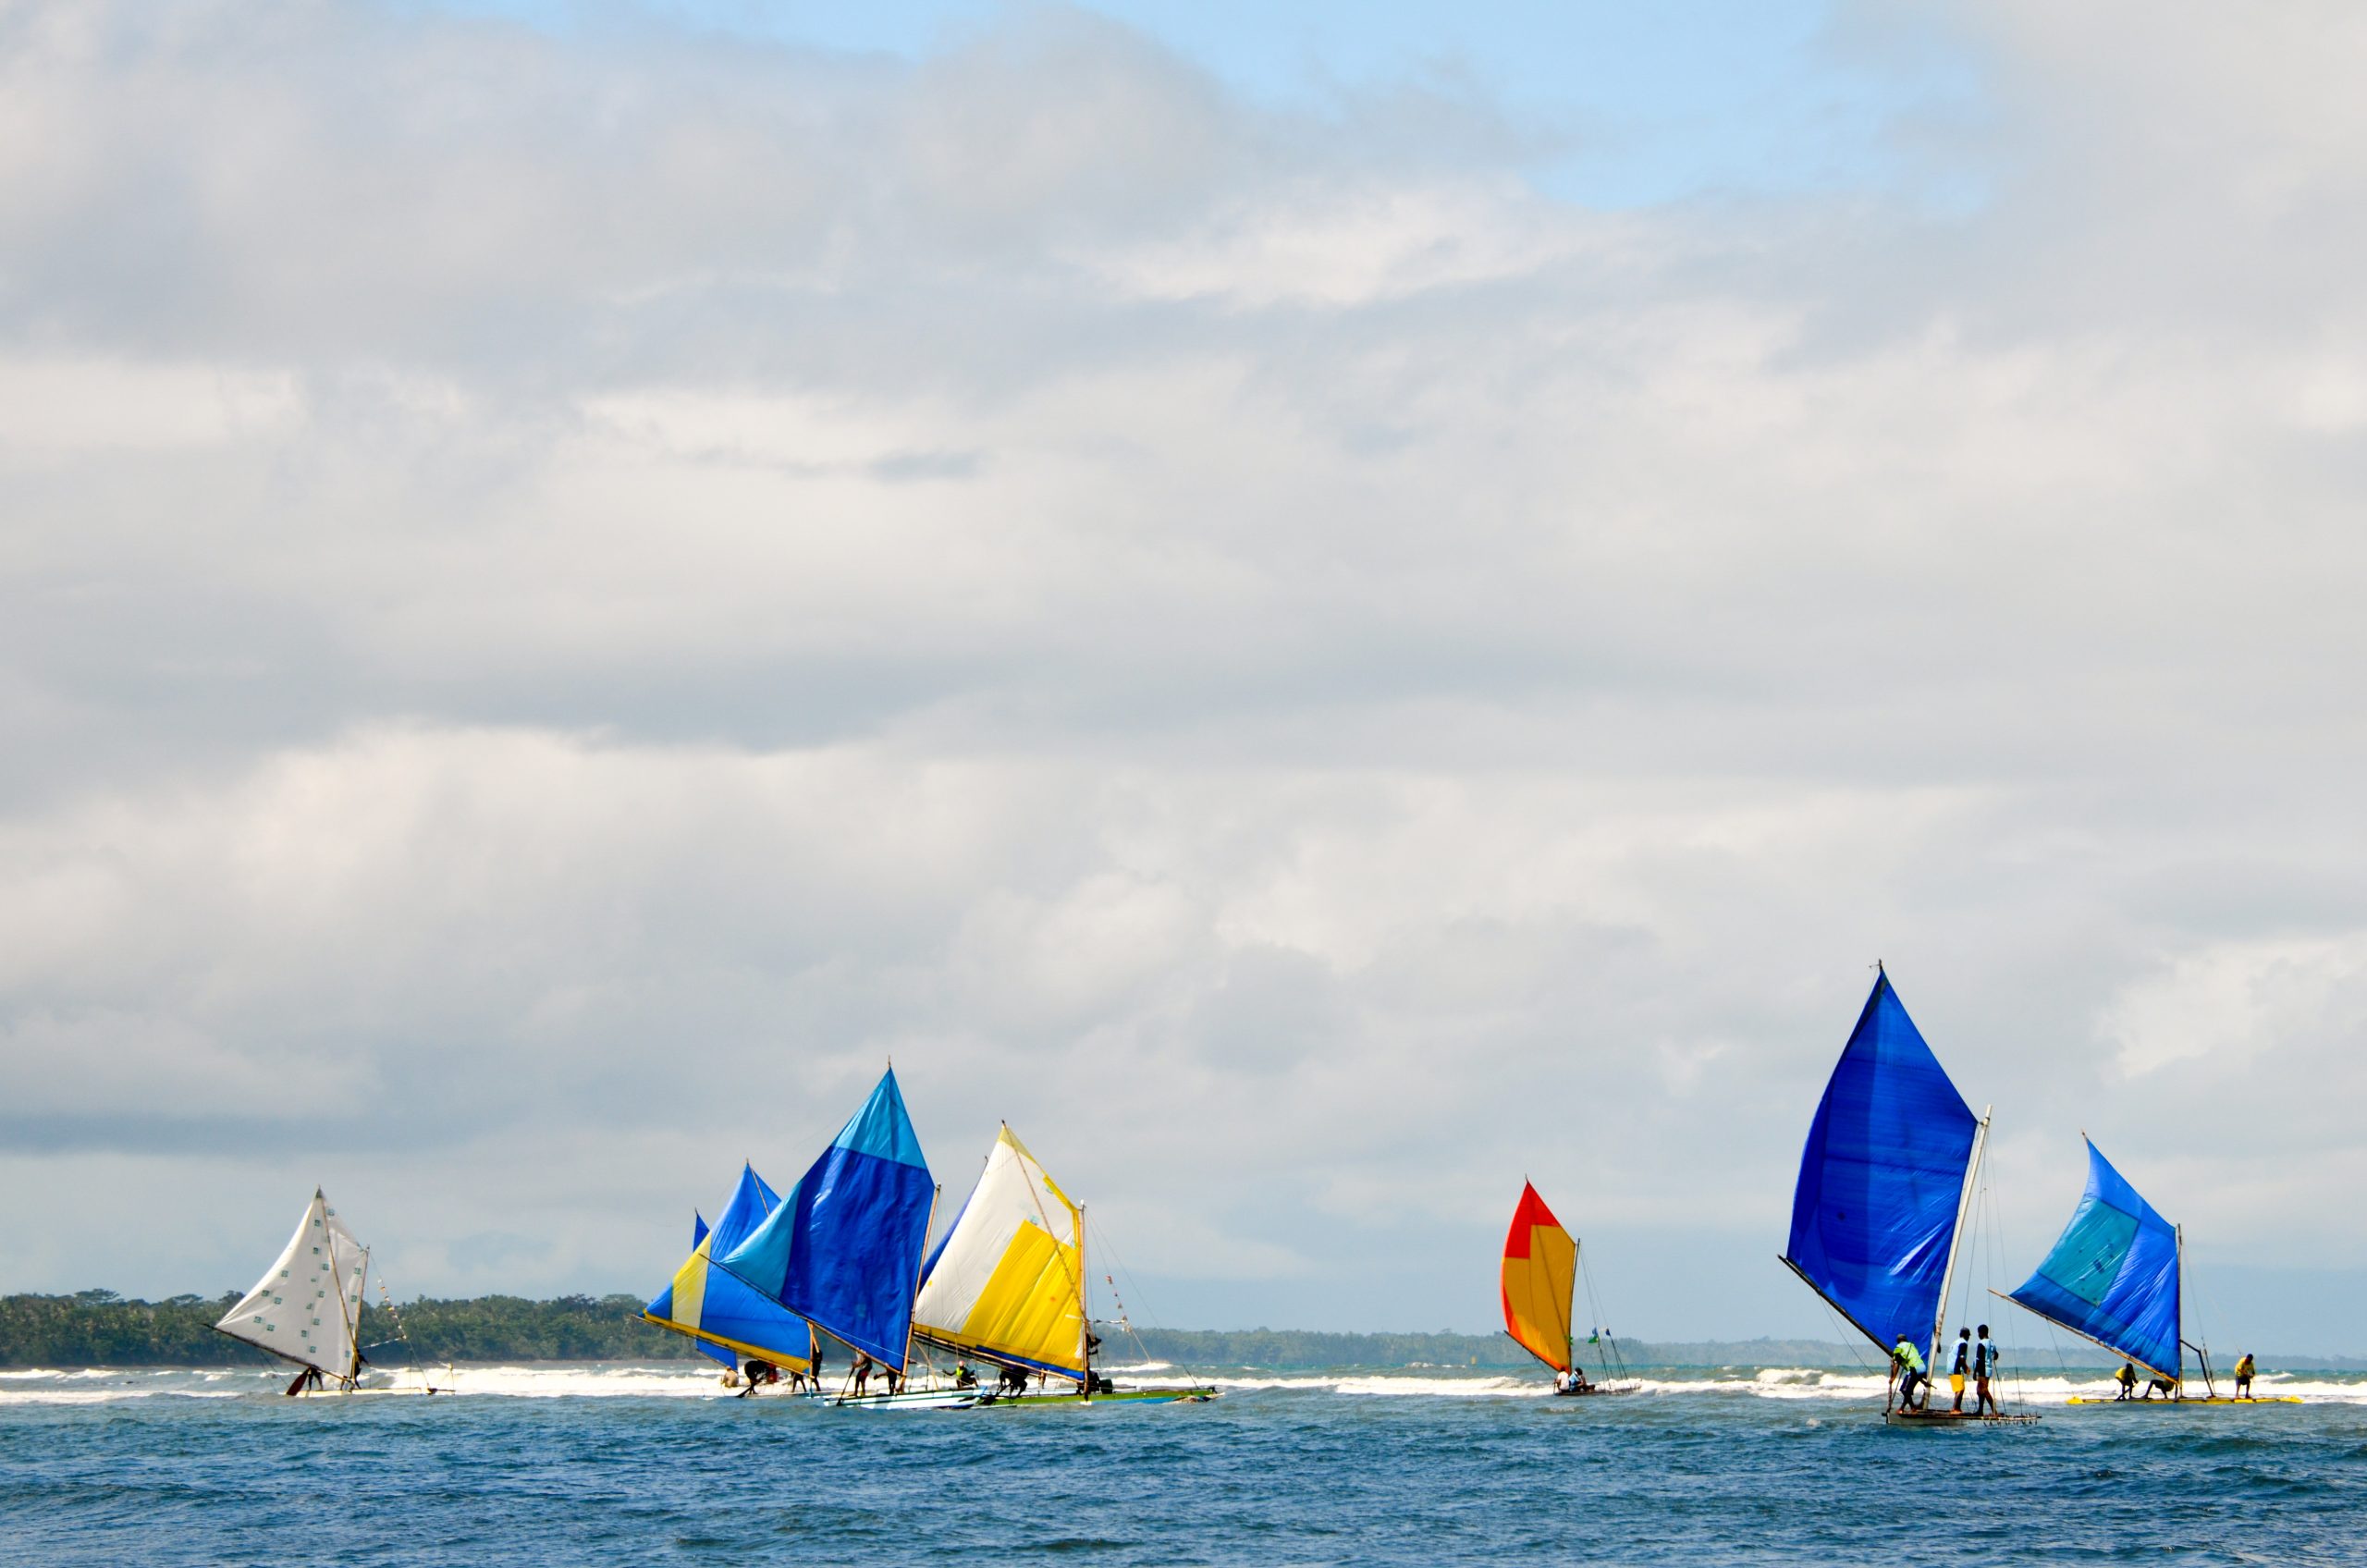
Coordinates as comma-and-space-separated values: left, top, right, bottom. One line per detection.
718, 1069, 935, 1369
644, 1166, 815, 1371
911, 1124, 1087, 1380
1782, 973, 1978, 1353
215, 1189, 370, 1382
2007, 1139, 2181, 1381
1501, 1182, 1576, 1374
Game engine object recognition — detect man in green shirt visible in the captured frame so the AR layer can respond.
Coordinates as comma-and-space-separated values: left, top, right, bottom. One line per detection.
1889, 1334, 1929, 1411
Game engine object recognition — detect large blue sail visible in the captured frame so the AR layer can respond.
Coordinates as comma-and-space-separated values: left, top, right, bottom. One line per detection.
1783, 972, 1979, 1350
644, 1165, 816, 1369
718, 1069, 935, 1368
2007, 1140, 2180, 1379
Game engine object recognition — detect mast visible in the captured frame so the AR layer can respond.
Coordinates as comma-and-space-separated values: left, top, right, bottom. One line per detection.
896, 1183, 941, 1382
1930, 1104, 1992, 1373
1078, 1202, 1090, 1400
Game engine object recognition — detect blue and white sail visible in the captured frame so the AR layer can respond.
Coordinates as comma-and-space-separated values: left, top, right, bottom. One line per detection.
2007, 1139, 2181, 1382
718, 1069, 936, 1370
1782, 972, 1983, 1356
644, 1165, 816, 1371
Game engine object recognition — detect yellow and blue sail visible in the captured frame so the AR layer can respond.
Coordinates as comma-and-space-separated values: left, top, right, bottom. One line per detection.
2008, 1139, 2181, 1381
643, 1166, 815, 1370
1782, 972, 1978, 1350
681, 1214, 736, 1370
718, 1069, 935, 1369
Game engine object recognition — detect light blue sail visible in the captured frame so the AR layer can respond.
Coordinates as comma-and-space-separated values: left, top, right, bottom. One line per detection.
2008, 1139, 2181, 1379
1783, 972, 1979, 1351
644, 1164, 816, 1369
718, 1069, 935, 1369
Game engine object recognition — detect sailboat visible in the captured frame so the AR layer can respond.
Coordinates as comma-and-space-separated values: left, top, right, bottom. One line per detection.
2004, 1138, 2299, 1406
717, 1068, 969, 1407
909, 1123, 1214, 1406
1501, 1182, 1629, 1396
215, 1188, 372, 1395
1780, 970, 2031, 1426
643, 1164, 816, 1386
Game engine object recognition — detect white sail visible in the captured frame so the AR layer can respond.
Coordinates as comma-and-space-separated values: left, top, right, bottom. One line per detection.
912, 1125, 1087, 1379
215, 1189, 370, 1382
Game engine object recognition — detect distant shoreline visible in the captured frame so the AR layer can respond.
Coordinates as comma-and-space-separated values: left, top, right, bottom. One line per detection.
7, 1293, 2360, 1372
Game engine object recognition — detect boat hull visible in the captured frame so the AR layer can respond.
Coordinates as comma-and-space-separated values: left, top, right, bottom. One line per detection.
824, 1389, 981, 1410
970, 1386, 1218, 1408
1883, 1407, 2040, 1427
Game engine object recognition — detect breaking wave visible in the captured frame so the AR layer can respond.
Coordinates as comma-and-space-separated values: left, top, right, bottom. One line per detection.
4, 1362, 2361, 1406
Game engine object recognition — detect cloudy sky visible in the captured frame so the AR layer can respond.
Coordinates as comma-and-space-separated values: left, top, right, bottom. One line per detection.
5, 0, 2365, 1352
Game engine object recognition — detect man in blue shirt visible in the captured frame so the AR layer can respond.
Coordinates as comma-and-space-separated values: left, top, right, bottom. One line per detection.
1973, 1324, 2000, 1415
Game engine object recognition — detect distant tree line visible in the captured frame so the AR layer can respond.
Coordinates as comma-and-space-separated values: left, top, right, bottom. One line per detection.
0, 1291, 713, 1368
16, 1293, 2264, 1370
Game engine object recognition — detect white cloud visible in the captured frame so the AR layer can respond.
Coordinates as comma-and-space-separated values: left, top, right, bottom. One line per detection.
2, 0, 2366, 1341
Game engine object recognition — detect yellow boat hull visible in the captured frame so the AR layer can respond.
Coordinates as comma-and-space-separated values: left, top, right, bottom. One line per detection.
2065, 1395, 2302, 1405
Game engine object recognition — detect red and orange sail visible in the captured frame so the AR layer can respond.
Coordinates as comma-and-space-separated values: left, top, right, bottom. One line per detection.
1501, 1182, 1576, 1374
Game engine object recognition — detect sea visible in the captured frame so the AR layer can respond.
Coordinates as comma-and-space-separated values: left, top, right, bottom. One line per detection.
4, 1361, 2362, 1564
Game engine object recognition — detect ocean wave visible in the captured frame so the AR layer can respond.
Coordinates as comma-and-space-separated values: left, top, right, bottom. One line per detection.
3, 1363, 2361, 1406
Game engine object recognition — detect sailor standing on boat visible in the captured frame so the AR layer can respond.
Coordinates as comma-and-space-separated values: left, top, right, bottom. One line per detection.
2235, 1353, 2255, 1399
1973, 1325, 2000, 1416
1888, 1334, 1928, 1411
1950, 1328, 1972, 1412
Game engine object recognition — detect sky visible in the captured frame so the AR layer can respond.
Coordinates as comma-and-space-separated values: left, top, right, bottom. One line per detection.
4, 0, 2367, 1353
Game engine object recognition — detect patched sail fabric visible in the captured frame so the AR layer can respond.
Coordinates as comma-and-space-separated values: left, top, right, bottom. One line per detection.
2008, 1139, 2181, 1380
719, 1069, 935, 1369
912, 1124, 1087, 1380
1501, 1182, 1576, 1374
644, 1166, 814, 1371
215, 1189, 370, 1382
1783, 973, 1978, 1349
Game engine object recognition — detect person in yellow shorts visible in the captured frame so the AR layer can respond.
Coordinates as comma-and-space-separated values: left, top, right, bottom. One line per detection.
1949, 1327, 1972, 1411
2234, 1353, 2255, 1399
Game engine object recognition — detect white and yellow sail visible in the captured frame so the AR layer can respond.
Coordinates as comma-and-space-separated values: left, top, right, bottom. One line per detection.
911, 1124, 1088, 1380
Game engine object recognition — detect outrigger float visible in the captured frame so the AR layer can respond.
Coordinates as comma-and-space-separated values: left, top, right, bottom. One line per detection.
1781, 970, 2036, 1428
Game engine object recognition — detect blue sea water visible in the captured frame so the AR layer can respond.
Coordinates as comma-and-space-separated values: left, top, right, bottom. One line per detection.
4, 1363, 2363, 1565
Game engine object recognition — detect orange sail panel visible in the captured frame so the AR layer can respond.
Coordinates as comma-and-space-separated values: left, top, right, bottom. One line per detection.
1501, 1182, 1576, 1373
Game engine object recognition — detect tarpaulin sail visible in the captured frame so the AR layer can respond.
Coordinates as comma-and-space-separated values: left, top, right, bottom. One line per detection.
681, 1221, 733, 1373
912, 1124, 1088, 1381
644, 1166, 815, 1371
1501, 1182, 1576, 1374
215, 1189, 370, 1382
2007, 1139, 2181, 1380
1782, 972, 1978, 1351
719, 1069, 935, 1369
